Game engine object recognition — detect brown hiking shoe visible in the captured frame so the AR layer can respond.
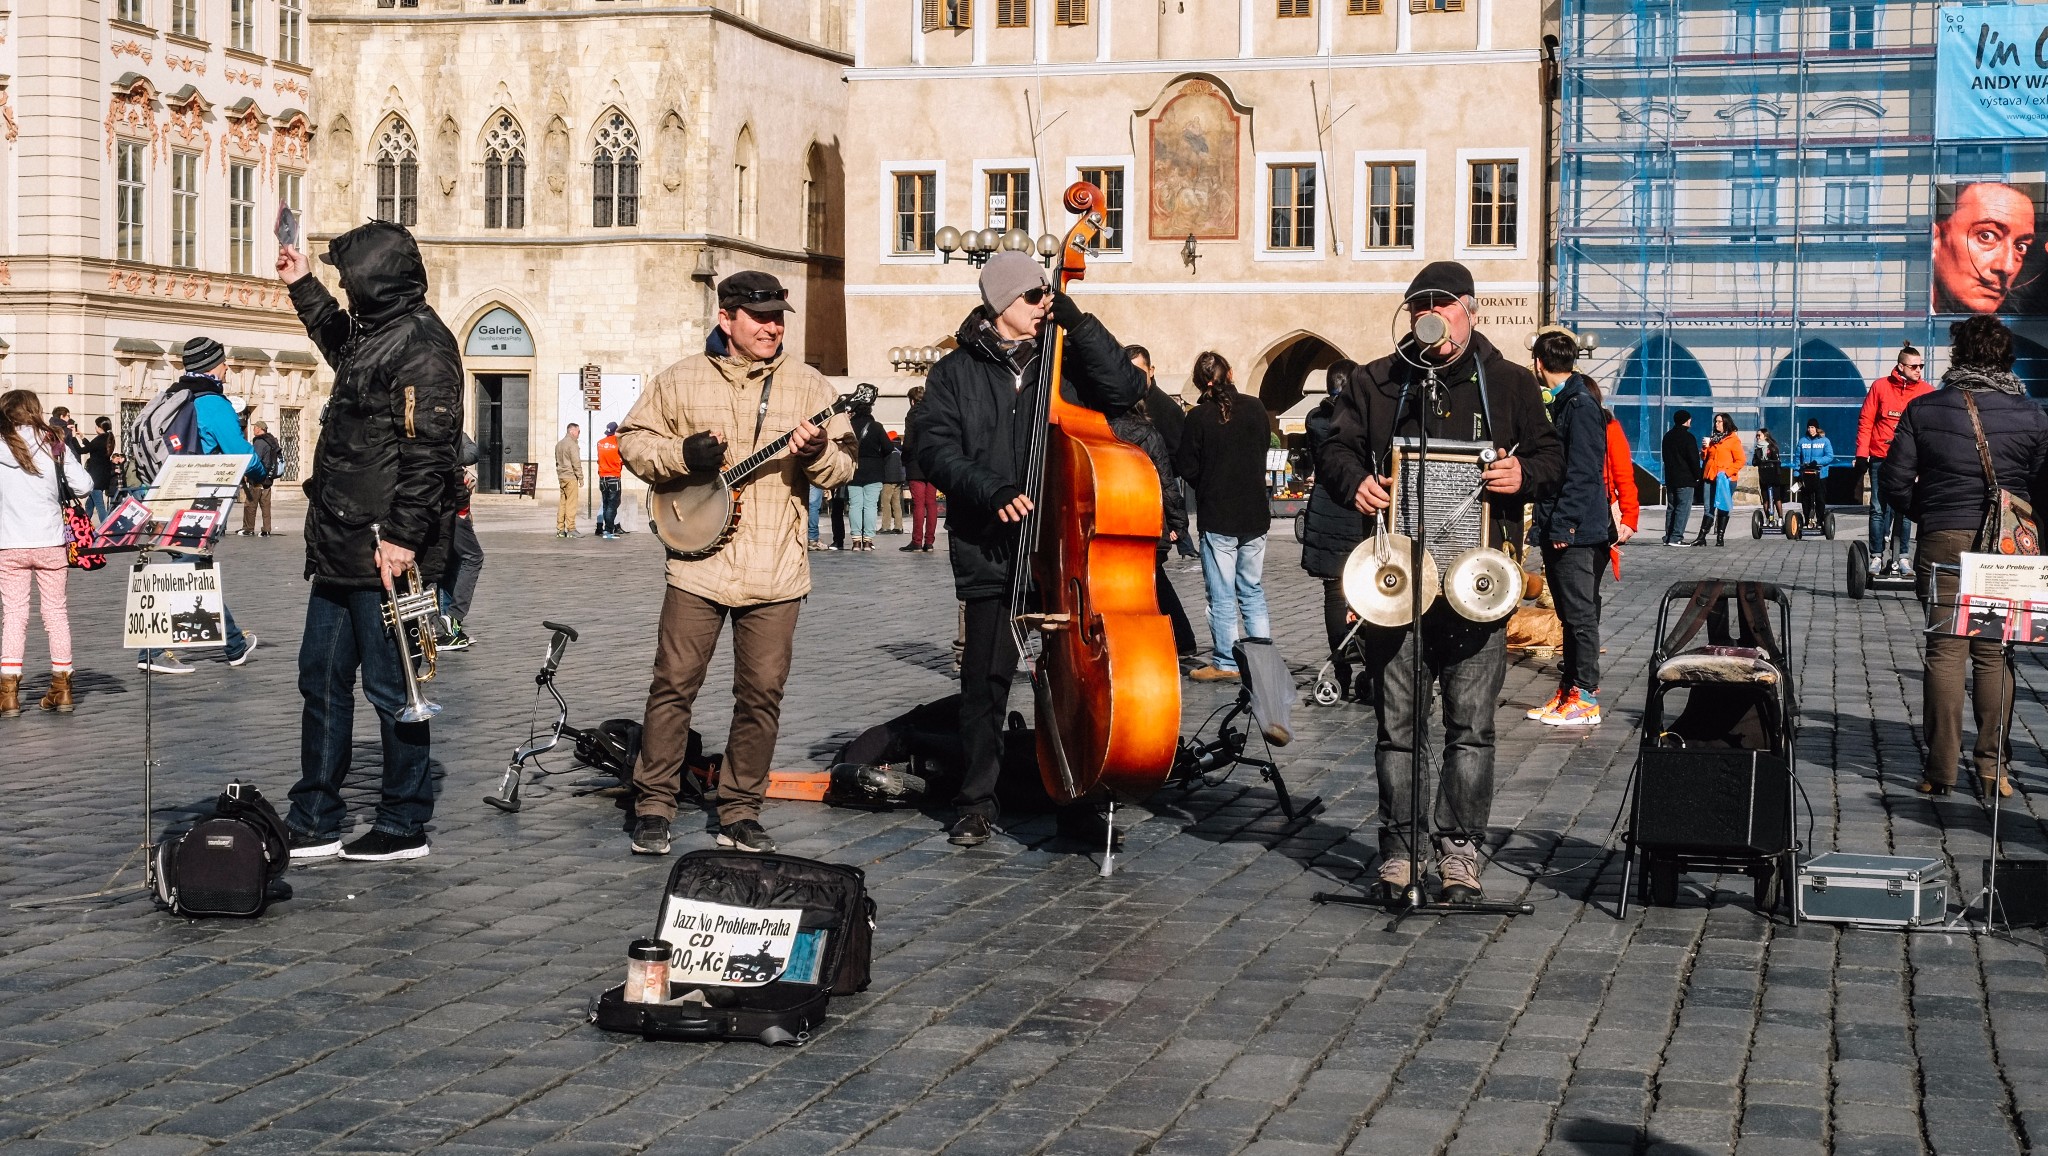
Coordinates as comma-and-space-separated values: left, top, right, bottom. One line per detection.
1437, 835, 1483, 903
1188, 665, 1240, 682
1375, 858, 1414, 902
39, 671, 73, 714
0, 674, 19, 718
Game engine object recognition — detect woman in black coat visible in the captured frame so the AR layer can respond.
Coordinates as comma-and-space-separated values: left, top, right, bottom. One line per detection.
1299, 359, 1369, 698
1883, 315, 2048, 797
1113, 403, 1197, 656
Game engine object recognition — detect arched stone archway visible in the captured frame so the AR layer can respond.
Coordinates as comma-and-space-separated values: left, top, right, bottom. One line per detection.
1252, 331, 1348, 419
1611, 335, 1710, 472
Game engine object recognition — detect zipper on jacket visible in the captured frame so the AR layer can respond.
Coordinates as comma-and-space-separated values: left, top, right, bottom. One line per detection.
403, 386, 417, 438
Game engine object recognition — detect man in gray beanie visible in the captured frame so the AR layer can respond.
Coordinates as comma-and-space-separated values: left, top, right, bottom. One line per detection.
909, 250, 1147, 847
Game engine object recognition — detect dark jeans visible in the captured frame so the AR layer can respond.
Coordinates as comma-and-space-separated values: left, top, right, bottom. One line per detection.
1155, 551, 1198, 656
1541, 543, 1607, 693
1175, 482, 1201, 557
1361, 608, 1509, 861
1917, 528, 2013, 784
957, 595, 1021, 820
598, 477, 623, 533
1664, 485, 1693, 544
1870, 458, 1912, 561
437, 515, 483, 624
632, 588, 800, 825
288, 583, 438, 840
1322, 578, 1357, 695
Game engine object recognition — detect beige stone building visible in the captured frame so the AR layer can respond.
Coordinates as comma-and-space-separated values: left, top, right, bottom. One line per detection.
845, 0, 1549, 423
0, 3, 322, 476
305, 0, 851, 494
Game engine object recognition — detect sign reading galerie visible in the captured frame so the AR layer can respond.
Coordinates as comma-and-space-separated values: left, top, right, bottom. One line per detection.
1936, 5, 2048, 140
464, 307, 535, 357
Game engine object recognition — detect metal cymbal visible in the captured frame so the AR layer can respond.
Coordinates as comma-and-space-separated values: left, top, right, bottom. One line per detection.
1343, 534, 1440, 627
1443, 546, 1524, 623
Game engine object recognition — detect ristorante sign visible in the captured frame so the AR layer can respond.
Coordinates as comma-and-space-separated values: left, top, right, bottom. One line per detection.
1937, 5, 2048, 140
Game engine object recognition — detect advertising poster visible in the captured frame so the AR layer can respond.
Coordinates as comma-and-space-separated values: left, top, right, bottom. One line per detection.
1932, 181, 2047, 315
123, 560, 226, 649
654, 898, 803, 987
149, 454, 253, 502
1937, 6, 2048, 142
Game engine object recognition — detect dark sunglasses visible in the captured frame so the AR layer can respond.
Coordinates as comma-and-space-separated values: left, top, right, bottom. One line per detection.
727, 288, 788, 305
1021, 287, 1050, 306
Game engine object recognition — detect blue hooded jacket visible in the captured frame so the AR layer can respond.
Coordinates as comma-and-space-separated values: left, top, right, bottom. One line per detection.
1795, 433, 1833, 477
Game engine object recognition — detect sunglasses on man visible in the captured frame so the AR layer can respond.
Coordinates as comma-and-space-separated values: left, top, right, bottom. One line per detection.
726, 288, 789, 306
1021, 287, 1050, 306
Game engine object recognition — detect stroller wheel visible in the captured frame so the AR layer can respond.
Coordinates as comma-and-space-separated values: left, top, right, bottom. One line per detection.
1312, 679, 1341, 707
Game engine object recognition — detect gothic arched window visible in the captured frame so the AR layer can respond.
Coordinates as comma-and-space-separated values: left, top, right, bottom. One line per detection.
484, 113, 526, 229
593, 111, 640, 228
375, 117, 419, 226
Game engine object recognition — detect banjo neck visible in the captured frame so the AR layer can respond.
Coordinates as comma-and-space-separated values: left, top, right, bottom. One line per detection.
718, 396, 854, 489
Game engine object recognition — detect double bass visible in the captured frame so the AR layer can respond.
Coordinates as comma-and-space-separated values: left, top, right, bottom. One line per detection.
1011, 182, 1183, 802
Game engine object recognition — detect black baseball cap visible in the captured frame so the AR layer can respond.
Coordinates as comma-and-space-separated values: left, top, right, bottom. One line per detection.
717, 270, 792, 315
1405, 260, 1476, 302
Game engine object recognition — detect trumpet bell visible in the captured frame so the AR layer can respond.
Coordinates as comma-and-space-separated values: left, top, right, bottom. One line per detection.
397, 699, 443, 725
1443, 547, 1525, 623
1343, 534, 1440, 627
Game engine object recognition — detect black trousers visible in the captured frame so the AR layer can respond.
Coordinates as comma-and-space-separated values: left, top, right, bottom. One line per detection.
1540, 543, 1606, 693
1322, 578, 1357, 694
1156, 551, 1198, 656
956, 596, 1021, 819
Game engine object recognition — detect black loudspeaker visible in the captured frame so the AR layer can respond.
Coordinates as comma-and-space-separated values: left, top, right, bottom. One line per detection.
1984, 860, 2048, 928
1633, 749, 1792, 856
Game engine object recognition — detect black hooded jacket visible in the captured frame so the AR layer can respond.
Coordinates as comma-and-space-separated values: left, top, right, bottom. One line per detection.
910, 305, 1147, 600
288, 221, 464, 587
1316, 330, 1562, 552
1299, 393, 1368, 580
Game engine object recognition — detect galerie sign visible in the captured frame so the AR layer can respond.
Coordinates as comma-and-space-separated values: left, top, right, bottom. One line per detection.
1936, 6, 2048, 140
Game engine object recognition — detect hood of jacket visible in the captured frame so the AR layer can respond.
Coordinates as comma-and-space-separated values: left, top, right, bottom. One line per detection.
322, 221, 429, 331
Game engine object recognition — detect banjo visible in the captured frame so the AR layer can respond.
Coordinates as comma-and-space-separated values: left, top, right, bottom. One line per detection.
647, 382, 878, 559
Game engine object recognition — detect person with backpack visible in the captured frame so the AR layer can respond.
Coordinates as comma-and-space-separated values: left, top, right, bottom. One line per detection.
1527, 328, 1618, 728
238, 420, 283, 537
277, 222, 465, 863
134, 337, 261, 675
0, 390, 88, 717
596, 422, 625, 538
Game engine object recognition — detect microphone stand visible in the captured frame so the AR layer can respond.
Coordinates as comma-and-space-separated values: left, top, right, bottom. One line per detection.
1315, 357, 1532, 923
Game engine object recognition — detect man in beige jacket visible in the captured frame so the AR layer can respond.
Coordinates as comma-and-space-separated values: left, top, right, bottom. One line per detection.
554, 423, 583, 537
619, 270, 855, 855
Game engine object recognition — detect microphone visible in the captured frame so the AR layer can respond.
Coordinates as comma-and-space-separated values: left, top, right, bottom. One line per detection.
1412, 312, 1449, 348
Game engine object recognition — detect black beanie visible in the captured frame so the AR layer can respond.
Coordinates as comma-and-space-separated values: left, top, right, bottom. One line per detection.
180, 336, 226, 376
1404, 261, 1476, 302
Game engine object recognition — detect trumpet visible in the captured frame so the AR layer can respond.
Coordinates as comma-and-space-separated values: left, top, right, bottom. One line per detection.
372, 523, 442, 724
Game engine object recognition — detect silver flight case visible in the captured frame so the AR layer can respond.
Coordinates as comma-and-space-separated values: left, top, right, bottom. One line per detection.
1795, 852, 1949, 927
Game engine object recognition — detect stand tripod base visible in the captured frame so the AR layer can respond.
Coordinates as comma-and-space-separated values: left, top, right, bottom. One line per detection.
1312, 886, 1533, 917
12, 844, 151, 909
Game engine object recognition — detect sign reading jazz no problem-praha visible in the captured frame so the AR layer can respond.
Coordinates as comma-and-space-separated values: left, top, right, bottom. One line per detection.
1939, 5, 2048, 140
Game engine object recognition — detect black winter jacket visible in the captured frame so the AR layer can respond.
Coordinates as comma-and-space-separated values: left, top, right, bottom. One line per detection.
1144, 382, 1187, 457
1111, 412, 1187, 548
1317, 331, 1563, 549
1661, 424, 1701, 489
1881, 379, 2048, 535
1531, 373, 1613, 547
851, 412, 892, 485
1175, 391, 1272, 540
289, 221, 464, 587
1299, 393, 1368, 580
910, 306, 1146, 600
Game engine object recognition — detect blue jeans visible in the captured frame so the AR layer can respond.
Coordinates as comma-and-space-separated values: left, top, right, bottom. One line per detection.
1869, 458, 1912, 561
287, 583, 438, 839
1663, 485, 1693, 544
848, 482, 882, 539
1198, 531, 1270, 671
139, 604, 247, 665
598, 477, 622, 533
84, 488, 110, 524
807, 485, 825, 543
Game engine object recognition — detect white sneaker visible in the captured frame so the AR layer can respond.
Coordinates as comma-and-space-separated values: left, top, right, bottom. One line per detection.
228, 634, 259, 666
140, 653, 193, 675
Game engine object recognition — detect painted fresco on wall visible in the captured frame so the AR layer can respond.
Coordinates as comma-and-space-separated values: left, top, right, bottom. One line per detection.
1149, 82, 1239, 241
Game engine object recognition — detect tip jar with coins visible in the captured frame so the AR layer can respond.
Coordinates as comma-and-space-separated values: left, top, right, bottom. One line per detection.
626, 939, 671, 1004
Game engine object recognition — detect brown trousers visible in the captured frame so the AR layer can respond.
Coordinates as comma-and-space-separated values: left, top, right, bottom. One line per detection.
240, 481, 272, 534
632, 586, 800, 824
556, 476, 580, 532
1918, 528, 2014, 784
880, 483, 902, 532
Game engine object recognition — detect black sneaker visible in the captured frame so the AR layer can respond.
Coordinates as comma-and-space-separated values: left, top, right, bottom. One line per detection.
716, 819, 777, 853
631, 815, 672, 855
289, 831, 342, 860
338, 830, 430, 861
948, 813, 992, 847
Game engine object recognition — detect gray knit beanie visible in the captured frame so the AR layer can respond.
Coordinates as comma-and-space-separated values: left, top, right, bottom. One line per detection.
979, 251, 1049, 316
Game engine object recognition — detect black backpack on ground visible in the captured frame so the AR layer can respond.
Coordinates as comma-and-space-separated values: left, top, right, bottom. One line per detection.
591, 850, 875, 1046
153, 782, 292, 918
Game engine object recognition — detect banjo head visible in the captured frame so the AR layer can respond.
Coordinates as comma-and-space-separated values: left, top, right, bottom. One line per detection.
649, 476, 737, 559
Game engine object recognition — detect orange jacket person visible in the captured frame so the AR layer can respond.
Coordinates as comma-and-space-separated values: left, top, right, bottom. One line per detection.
596, 423, 626, 538
1699, 413, 1745, 547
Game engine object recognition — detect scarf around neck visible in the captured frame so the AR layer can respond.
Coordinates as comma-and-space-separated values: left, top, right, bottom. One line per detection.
1942, 366, 2025, 396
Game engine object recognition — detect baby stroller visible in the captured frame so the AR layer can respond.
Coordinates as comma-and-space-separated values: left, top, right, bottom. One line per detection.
1619, 580, 1802, 921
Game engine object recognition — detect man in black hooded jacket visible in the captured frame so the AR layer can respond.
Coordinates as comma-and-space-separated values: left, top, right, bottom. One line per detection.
1318, 261, 1561, 904
910, 250, 1147, 846
276, 221, 464, 863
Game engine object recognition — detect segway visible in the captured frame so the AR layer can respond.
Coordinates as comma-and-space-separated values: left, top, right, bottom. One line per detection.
1845, 540, 1916, 600
1781, 467, 1837, 543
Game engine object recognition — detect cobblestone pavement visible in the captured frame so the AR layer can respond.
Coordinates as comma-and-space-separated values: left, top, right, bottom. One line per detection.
3, 494, 2047, 1156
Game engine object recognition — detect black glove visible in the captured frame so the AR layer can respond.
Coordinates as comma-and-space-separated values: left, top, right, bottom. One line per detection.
683, 431, 726, 474
1049, 290, 1084, 332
